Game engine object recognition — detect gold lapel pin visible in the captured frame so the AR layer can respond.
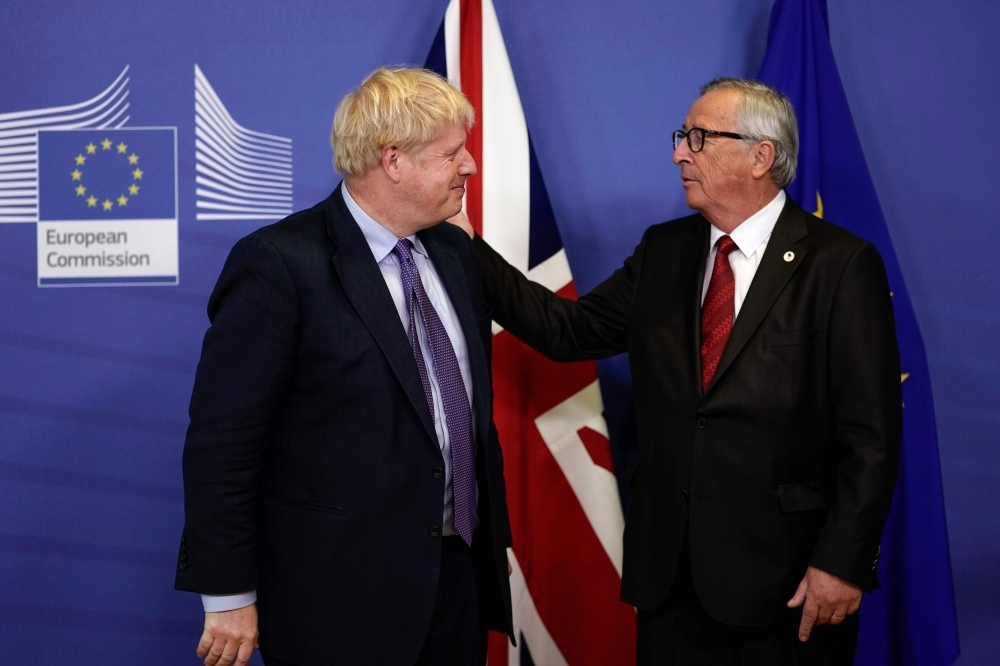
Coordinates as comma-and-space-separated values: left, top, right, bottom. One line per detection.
783, 251, 795, 263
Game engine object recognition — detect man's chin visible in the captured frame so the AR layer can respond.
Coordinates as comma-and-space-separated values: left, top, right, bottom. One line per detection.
684, 191, 705, 211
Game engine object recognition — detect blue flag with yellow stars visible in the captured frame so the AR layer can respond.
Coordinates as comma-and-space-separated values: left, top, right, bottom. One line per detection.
758, 1, 960, 664
37, 128, 175, 221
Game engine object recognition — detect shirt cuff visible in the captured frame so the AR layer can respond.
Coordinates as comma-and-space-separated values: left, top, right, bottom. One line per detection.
201, 591, 257, 613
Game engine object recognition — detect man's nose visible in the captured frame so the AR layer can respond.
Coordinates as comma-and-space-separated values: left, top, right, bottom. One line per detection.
672, 140, 691, 165
460, 149, 477, 177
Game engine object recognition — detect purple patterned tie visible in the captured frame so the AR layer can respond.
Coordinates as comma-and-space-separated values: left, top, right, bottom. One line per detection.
394, 239, 476, 546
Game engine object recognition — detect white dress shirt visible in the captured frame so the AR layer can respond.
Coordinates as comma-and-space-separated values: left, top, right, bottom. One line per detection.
202, 186, 475, 613
701, 190, 786, 318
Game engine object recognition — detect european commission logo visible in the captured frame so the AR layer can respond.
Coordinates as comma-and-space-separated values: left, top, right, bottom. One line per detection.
1, 61, 292, 288
36, 127, 178, 287
0, 65, 180, 286
38, 128, 176, 221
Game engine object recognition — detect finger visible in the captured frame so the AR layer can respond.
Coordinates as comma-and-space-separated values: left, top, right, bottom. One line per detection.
196, 628, 215, 658
814, 601, 834, 626
219, 639, 240, 666
787, 577, 808, 608
828, 607, 849, 625
848, 596, 862, 615
235, 640, 255, 666
798, 599, 819, 642
204, 637, 226, 666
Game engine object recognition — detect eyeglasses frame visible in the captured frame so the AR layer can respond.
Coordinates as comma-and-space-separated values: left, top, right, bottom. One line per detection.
672, 127, 758, 153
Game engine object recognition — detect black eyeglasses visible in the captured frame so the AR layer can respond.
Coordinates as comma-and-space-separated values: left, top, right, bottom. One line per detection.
672, 127, 754, 153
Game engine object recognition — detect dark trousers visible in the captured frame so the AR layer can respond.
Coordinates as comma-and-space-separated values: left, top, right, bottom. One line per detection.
261, 536, 484, 666
637, 536, 859, 666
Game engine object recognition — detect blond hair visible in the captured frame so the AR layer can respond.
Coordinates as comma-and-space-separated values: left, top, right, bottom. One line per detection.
331, 67, 474, 176
700, 78, 799, 189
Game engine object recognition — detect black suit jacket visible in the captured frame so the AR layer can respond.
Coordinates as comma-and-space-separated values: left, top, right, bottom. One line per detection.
475, 196, 901, 626
176, 185, 513, 664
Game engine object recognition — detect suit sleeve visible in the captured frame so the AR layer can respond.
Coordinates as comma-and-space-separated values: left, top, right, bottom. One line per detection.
175, 233, 299, 595
473, 231, 648, 361
809, 241, 902, 590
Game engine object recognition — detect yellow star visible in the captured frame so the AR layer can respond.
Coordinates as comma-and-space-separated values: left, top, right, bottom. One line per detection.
102, 199, 113, 211
132, 168, 143, 180
128, 184, 139, 195
901, 373, 909, 383
117, 142, 128, 154
117, 195, 128, 207
101, 138, 112, 150
75, 185, 86, 196
86, 195, 97, 207
128, 153, 139, 165
75, 154, 86, 165
85, 143, 97, 154
71, 169, 82, 181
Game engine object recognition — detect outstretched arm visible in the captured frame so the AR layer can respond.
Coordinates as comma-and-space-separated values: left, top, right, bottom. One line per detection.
450, 212, 647, 362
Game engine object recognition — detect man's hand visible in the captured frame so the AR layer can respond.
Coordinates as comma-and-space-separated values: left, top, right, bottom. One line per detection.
446, 209, 475, 239
787, 566, 862, 642
197, 604, 259, 666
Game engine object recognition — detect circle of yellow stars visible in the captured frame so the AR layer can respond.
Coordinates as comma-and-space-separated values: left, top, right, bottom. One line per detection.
71, 137, 142, 212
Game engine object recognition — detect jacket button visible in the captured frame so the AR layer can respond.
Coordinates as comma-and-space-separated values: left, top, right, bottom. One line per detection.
428, 526, 440, 537
680, 490, 690, 501
432, 467, 444, 479
178, 562, 187, 571
697, 418, 707, 429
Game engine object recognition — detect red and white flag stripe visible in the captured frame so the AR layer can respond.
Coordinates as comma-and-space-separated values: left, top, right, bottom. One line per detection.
435, 1, 636, 663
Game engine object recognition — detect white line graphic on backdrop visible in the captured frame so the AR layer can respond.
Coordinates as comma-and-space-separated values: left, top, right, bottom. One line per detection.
194, 65, 293, 221
0, 67, 131, 223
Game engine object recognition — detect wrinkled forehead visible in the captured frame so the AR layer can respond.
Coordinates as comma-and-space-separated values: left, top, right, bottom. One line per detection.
684, 89, 742, 130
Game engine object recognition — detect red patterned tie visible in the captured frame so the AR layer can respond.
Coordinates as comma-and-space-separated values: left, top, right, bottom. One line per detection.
701, 235, 738, 392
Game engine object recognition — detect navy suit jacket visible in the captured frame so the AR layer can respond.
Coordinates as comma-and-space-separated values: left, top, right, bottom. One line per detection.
176, 185, 513, 664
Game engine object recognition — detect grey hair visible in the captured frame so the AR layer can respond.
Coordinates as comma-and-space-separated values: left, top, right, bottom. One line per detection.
700, 77, 799, 189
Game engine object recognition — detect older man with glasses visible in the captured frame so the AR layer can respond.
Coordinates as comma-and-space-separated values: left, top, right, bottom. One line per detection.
450, 78, 901, 665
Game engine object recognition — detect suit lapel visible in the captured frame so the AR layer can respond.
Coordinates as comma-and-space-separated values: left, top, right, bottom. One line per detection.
690, 219, 712, 397
420, 227, 492, 445
325, 185, 439, 445
706, 197, 810, 394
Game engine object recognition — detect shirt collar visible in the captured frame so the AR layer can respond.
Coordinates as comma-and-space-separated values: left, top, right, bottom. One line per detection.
709, 189, 786, 258
341, 182, 427, 263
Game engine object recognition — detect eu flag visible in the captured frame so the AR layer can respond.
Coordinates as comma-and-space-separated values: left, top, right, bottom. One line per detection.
758, 1, 960, 664
37, 128, 176, 221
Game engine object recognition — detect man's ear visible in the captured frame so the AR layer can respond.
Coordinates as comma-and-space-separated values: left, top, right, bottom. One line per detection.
751, 140, 777, 181
381, 145, 401, 183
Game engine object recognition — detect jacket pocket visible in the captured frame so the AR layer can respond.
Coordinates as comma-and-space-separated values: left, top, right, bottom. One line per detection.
777, 482, 834, 513
763, 329, 818, 349
266, 492, 346, 515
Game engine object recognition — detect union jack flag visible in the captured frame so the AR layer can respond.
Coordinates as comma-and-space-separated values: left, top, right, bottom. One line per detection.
426, 2, 636, 663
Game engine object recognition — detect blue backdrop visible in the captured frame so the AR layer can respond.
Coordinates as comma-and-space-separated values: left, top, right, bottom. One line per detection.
0, 1, 996, 664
